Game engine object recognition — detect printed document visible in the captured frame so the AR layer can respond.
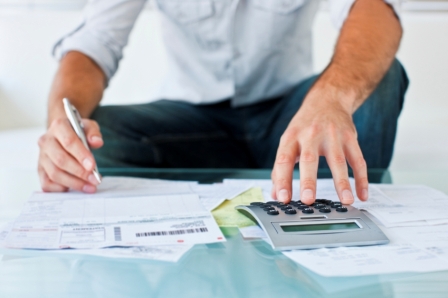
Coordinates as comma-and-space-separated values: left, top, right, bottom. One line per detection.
4, 193, 225, 249
0, 222, 192, 262
366, 184, 448, 227
190, 183, 252, 211
30, 176, 196, 200
282, 243, 448, 277
282, 220, 448, 276
387, 224, 448, 262
58, 245, 194, 262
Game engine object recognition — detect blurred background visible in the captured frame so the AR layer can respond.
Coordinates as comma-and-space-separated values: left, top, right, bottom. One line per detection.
0, 0, 447, 171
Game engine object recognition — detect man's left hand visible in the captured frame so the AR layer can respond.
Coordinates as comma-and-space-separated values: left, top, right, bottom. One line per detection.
271, 88, 369, 205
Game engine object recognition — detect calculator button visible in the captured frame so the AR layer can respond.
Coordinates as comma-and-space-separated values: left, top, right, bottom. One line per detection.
319, 207, 331, 213
336, 206, 348, 212
330, 202, 342, 208
323, 200, 333, 205
266, 201, 280, 205
267, 210, 279, 215
315, 199, 326, 203
313, 203, 326, 209
302, 208, 314, 214
250, 202, 265, 206
296, 205, 309, 210
263, 207, 275, 211
285, 209, 297, 215
279, 206, 293, 210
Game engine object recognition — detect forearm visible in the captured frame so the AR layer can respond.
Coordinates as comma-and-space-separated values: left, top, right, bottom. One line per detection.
310, 0, 402, 113
47, 51, 106, 126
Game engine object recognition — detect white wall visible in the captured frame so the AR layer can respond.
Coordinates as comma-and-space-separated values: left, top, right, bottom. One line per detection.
0, 7, 447, 170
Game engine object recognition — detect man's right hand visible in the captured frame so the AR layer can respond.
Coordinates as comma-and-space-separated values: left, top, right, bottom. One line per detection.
38, 117, 103, 193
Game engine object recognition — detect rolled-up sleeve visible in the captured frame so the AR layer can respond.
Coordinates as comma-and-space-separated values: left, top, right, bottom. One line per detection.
328, 0, 400, 30
53, 0, 147, 81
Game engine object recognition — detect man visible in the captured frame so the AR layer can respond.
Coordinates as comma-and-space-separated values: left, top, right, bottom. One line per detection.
38, 0, 408, 206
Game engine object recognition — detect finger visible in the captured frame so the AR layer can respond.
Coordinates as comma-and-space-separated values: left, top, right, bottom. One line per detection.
38, 166, 68, 193
345, 139, 369, 201
271, 133, 299, 203
298, 147, 319, 205
271, 182, 276, 200
41, 154, 97, 193
325, 143, 354, 205
271, 164, 277, 199
50, 118, 96, 172
44, 136, 99, 185
82, 119, 103, 149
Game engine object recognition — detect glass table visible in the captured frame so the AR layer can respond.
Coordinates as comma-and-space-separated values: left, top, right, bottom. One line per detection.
0, 168, 447, 298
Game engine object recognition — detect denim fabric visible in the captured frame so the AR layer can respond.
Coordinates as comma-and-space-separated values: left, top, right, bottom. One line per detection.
91, 59, 408, 169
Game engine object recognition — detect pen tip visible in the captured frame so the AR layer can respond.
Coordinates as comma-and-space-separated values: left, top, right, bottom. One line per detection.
94, 171, 102, 184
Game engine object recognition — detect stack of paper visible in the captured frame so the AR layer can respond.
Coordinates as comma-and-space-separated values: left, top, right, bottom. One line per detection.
0, 177, 251, 262
4, 175, 448, 274
367, 184, 448, 227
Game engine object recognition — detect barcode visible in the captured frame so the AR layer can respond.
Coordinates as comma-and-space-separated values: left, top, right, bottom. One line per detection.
136, 227, 208, 238
114, 227, 122, 241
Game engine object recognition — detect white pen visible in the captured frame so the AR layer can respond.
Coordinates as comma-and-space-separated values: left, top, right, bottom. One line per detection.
63, 98, 102, 184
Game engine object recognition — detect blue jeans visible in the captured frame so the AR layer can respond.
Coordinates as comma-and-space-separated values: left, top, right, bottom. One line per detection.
91, 59, 408, 169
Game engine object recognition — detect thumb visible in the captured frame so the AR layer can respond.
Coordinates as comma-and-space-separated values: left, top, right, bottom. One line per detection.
82, 119, 103, 149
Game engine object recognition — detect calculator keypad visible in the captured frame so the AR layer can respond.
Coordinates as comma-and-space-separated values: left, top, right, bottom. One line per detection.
256, 199, 354, 216
256, 198, 354, 215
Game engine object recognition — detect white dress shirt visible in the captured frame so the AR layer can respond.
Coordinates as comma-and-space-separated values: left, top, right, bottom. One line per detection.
53, 0, 398, 107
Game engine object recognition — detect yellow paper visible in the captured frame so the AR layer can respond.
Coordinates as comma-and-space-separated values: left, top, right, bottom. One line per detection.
212, 187, 264, 227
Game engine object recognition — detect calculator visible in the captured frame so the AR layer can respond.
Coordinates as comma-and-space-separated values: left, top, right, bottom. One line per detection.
235, 199, 389, 251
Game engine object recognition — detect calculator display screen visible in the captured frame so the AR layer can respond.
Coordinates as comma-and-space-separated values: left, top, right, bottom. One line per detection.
280, 222, 359, 232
